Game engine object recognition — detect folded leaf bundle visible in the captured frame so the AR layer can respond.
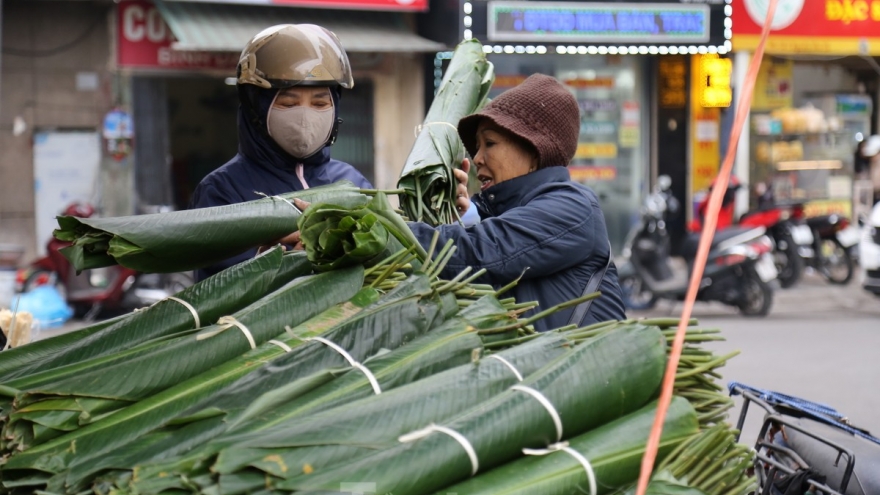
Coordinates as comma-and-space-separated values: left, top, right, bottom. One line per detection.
0, 249, 309, 385
54, 279, 474, 492
280, 324, 667, 494
53, 182, 369, 273
1, 266, 364, 475
193, 334, 570, 494
439, 397, 700, 495
33, 285, 386, 495
397, 39, 494, 225
113, 298, 507, 495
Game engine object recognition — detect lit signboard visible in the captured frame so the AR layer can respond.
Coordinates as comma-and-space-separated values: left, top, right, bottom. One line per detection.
488, 2, 710, 43
700, 54, 732, 108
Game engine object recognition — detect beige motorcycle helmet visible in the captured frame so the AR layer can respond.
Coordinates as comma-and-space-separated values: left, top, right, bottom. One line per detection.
237, 24, 353, 90
236, 24, 353, 155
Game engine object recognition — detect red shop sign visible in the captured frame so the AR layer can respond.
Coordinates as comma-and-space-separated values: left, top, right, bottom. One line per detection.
732, 0, 880, 54
179, 0, 427, 12
117, 0, 238, 71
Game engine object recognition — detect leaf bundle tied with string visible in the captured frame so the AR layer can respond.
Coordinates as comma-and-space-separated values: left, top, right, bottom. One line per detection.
397, 39, 494, 225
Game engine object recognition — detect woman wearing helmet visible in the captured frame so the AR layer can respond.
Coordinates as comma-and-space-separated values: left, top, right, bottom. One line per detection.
190, 24, 372, 281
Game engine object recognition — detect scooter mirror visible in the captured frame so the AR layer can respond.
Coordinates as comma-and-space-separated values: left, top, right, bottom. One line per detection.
658, 175, 672, 192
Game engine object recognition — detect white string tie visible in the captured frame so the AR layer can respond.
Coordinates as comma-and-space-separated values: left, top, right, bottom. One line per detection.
196, 316, 256, 349
398, 424, 479, 475
306, 336, 382, 395
523, 442, 596, 495
255, 191, 301, 214
510, 385, 563, 442
413, 121, 459, 138
267, 339, 292, 352
486, 355, 523, 381
165, 296, 201, 328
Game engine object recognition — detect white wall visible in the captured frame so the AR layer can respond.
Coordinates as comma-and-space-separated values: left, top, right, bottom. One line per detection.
0, 1, 113, 261
792, 62, 860, 104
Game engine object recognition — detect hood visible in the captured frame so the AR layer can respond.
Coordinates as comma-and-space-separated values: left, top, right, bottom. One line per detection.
237, 85, 340, 170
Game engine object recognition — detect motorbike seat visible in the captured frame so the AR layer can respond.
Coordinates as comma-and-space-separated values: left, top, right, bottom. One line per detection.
785, 417, 880, 495
680, 227, 761, 260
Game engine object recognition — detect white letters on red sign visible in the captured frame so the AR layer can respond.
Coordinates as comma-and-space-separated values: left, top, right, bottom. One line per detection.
122, 4, 168, 42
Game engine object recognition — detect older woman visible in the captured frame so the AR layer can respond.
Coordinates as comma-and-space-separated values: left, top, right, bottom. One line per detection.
407, 73, 626, 331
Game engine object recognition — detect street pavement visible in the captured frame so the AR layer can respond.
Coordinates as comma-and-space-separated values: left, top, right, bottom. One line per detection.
629, 269, 880, 444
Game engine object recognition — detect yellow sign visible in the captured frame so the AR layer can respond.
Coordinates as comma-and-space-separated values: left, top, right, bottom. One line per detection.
564, 78, 615, 89
753, 58, 794, 110
699, 54, 732, 108
619, 127, 640, 148
826, 0, 880, 24
804, 199, 852, 218
689, 55, 721, 218
569, 166, 617, 182
575, 143, 618, 159
659, 57, 687, 109
733, 35, 880, 55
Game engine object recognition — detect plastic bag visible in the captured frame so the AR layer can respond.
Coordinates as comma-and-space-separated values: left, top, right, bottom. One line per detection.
12, 285, 72, 328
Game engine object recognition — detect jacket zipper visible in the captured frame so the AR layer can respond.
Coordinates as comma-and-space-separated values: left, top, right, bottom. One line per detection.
295, 163, 310, 190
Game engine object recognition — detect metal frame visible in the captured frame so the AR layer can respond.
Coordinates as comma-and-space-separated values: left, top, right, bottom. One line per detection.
732, 385, 856, 495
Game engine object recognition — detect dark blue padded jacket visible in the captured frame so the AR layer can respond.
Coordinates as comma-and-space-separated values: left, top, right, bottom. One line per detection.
190, 86, 371, 281
408, 166, 626, 331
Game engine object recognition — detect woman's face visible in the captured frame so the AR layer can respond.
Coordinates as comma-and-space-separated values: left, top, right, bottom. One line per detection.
272, 86, 333, 110
473, 121, 538, 191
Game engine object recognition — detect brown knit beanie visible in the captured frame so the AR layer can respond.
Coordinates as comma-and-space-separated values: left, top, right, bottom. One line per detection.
458, 74, 580, 168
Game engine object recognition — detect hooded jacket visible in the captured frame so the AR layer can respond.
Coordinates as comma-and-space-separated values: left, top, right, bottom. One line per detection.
190, 86, 372, 281
408, 167, 626, 332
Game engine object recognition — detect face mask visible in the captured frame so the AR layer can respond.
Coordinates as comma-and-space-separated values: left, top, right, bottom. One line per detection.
266, 105, 334, 159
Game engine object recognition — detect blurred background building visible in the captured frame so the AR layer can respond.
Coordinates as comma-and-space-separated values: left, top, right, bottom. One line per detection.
730, 0, 880, 224
0, 0, 441, 263
3, 0, 880, 263
422, 0, 730, 250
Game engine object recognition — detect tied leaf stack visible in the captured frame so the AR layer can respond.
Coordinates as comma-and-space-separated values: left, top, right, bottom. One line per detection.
53, 182, 370, 273
397, 39, 495, 225
0, 219, 755, 495
1, 37, 756, 495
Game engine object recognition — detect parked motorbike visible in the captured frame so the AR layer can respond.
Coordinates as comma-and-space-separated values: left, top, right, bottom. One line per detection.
740, 207, 814, 289
731, 383, 880, 495
788, 205, 859, 285
618, 176, 778, 317
691, 177, 812, 289
15, 202, 193, 321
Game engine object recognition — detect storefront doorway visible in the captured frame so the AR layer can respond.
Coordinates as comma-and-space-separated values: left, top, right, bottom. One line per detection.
133, 75, 376, 210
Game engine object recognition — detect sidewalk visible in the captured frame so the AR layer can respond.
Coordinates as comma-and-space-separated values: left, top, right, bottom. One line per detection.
628, 269, 880, 320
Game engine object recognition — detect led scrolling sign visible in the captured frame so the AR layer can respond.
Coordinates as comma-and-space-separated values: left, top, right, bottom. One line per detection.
488, 2, 710, 43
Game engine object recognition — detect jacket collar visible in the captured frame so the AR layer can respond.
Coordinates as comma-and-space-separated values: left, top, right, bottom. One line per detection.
474, 166, 571, 217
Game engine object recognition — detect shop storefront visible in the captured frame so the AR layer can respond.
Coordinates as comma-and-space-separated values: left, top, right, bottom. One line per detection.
426, 0, 729, 250
731, 0, 880, 221
117, 0, 444, 210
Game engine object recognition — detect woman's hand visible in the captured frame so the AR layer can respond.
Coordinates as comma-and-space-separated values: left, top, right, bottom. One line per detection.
257, 198, 310, 254
454, 158, 471, 215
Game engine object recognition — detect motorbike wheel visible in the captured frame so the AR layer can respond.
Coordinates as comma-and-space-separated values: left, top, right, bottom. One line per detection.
818, 238, 854, 285
619, 274, 657, 311
774, 232, 804, 289
738, 272, 773, 317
